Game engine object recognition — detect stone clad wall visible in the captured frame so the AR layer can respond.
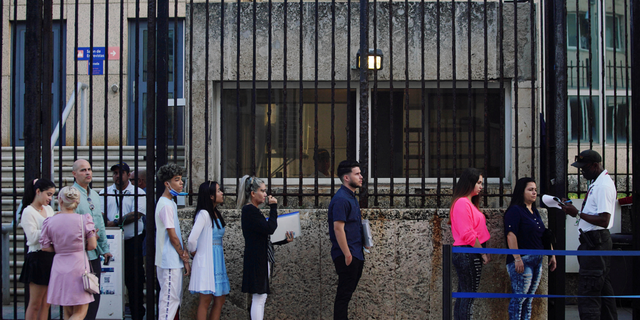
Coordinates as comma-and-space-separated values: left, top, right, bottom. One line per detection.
176, 207, 550, 319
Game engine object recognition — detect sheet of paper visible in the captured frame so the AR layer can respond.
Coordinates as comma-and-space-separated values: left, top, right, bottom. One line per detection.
542, 194, 564, 209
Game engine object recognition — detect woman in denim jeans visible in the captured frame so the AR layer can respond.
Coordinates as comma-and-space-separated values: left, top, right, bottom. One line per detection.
449, 168, 491, 320
504, 178, 556, 320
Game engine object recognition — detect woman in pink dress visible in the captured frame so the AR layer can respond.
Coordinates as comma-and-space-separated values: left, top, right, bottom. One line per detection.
40, 186, 97, 320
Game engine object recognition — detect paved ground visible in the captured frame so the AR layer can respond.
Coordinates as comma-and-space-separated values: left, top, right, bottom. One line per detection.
1, 303, 634, 319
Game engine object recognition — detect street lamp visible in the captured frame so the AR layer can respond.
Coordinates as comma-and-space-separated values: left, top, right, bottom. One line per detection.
357, 48, 383, 70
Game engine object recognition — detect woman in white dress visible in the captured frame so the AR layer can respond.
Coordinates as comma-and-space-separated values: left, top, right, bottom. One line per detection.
188, 181, 229, 320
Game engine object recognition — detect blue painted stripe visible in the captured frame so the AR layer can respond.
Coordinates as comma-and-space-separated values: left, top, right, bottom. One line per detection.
451, 247, 640, 256
453, 292, 640, 299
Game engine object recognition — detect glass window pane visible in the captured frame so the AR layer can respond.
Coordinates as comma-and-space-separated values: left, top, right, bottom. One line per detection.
606, 97, 631, 143
568, 96, 599, 143
222, 89, 354, 178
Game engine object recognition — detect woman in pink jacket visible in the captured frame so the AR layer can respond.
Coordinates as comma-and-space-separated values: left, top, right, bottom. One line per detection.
449, 168, 491, 320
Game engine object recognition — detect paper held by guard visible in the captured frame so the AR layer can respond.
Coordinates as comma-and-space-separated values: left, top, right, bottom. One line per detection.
269, 211, 302, 243
362, 219, 373, 248
542, 194, 572, 209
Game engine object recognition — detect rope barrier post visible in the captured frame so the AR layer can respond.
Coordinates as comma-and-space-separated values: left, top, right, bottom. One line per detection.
443, 244, 452, 320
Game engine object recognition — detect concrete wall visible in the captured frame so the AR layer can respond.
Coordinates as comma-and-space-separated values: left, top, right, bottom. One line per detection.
176, 206, 551, 319
187, 2, 534, 82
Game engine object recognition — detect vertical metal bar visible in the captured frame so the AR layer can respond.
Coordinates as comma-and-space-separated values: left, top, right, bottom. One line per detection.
404, 0, 409, 206
42, 0, 53, 179
513, 0, 519, 180
358, 0, 369, 209
467, 0, 473, 170
598, 0, 605, 160
483, 0, 489, 205
89, 0, 94, 168
631, 0, 640, 316
58, 0, 64, 198
157, 0, 170, 174
235, 0, 241, 194
25, 0, 42, 180
251, 0, 257, 175
10, 0, 18, 313
283, 0, 289, 206
314, 0, 319, 207
612, 0, 618, 190
146, 0, 157, 315
451, 0, 458, 179
442, 244, 452, 320
298, 0, 304, 205
173, 0, 179, 163
0, 0, 3, 308
331, 0, 336, 196
530, 0, 536, 179
545, 0, 567, 317
103, 0, 109, 223
267, 0, 272, 193
388, 0, 394, 206
74, 0, 78, 158
623, 0, 630, 198
347, 0, 352, 162
372, 0, 378, 206
574, 0, 581, 196
191, 0, 198, 199
220, 0, 225, 184
420, 0, 425, 207
498, 0, 504, 206
436, 0, 442, 207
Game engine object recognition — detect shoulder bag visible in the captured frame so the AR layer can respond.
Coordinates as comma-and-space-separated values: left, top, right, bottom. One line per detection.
81, 215, 100, 294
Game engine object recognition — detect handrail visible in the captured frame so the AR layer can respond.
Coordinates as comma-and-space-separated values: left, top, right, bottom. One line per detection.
50, 82, 89, 181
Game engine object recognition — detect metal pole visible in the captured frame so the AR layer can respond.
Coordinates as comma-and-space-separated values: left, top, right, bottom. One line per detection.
157, 0, 169, 187
358, 0, 369, 209
544, 0, 567, 319
25, 0, 43, 181
630, 1, 640, 318
41, 0, 53, 179
442, 244, 452, 320
146, 0, 157, 317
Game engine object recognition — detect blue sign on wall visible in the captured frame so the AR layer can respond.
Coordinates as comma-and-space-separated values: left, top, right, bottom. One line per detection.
88, 60, 104, 75
77, 47, 106, 61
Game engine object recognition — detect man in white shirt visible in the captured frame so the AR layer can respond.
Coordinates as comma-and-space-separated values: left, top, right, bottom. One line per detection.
562, 150, 618, 320
100, 162, 146, 320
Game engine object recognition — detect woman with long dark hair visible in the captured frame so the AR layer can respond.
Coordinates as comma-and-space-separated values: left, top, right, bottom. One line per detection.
19, 178, 56, 320
449, 168, 491, 320
504, 177, 556, 319
237, 175, 294, 320
188, 181, 229, 320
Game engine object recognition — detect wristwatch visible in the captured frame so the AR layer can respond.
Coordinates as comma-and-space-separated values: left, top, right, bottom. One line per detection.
113, 218, 120, 226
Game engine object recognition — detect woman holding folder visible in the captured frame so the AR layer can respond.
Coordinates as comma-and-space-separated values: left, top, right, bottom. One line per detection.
237, 175, 294, 320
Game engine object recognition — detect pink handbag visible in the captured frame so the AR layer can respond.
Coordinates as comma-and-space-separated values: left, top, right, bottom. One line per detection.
81, 215, 100, 294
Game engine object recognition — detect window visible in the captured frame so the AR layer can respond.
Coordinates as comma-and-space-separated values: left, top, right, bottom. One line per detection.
605, 15, 624, 51
221, 88, 356, 178
371, 88, 504, 178
567, 12, 591, 50
568, 96, 599, 143
606, 97, 631, 143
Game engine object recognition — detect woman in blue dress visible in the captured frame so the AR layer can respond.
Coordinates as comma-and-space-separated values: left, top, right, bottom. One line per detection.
188, 181, 230, 320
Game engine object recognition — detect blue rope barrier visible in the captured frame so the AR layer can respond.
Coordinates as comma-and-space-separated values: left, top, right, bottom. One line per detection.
451, 247, 640, 256
453, 292, 640, 299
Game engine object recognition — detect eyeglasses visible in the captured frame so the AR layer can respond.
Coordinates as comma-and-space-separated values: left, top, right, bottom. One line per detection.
86, 197, 95, 211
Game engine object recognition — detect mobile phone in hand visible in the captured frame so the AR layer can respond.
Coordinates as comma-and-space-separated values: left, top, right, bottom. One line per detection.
104, 256, 111, 265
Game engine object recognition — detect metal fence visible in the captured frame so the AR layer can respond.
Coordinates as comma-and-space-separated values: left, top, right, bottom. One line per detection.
0, 0, 638, 318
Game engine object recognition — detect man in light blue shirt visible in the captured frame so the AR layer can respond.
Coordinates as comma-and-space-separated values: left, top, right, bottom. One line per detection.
73, 159, 111, 320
